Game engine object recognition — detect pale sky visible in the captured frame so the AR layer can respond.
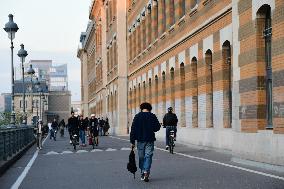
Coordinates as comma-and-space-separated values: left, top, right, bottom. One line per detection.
0, 0, 92, 101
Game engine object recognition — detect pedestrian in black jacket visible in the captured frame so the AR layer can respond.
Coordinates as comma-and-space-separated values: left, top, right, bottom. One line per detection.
163, 107, 178, 150
51, 118, 59, 141
130, 102, 161, 182
68, 112, 79, 144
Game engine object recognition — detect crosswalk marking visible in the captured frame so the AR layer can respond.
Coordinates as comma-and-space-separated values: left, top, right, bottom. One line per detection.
91, 149, 103, 152
44, 147, 129, 155
121, 147, 131, 151
105, 148, 117, 151
46, 151, 59, 155
61, 151, 73, 154
76, 150, 88, 153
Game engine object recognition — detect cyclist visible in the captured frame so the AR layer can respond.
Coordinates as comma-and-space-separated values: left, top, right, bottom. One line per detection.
163, 107, 178, 150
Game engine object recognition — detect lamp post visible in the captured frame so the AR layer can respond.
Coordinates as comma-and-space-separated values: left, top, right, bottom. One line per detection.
35, 78, 41, 123
4, 14, 19, 125
17, 44, 28, 124
27, 64, 35, 123
43, 98, 47, 122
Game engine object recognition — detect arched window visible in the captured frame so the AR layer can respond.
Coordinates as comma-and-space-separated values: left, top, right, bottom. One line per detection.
205, 50, 213, 128
143, 81, 146, 102
191, 57, 198, 128
148, 78, 152, 104
155, 75, 159, 114
162, 71, 166, 116
180, 63, 185, 127
222, 41, 232, 128
170, 67, 175, 109
133, 87, 136, 113
256, 5, 273, 129
138, 83, 141, 106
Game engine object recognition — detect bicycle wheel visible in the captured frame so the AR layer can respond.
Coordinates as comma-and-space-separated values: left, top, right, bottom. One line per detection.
92, 137, 95, 149
169, 136, 174, 154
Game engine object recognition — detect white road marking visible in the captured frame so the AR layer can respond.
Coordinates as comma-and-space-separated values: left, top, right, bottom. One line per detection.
61, 151, 73, 154
91, 149, 103, 152
121, 147, 131, 151
110, 136, 284, 181
11, 135, 49, 189
105, 148, 117, 151
76, 150, 88, 153
45, 151, 59, 155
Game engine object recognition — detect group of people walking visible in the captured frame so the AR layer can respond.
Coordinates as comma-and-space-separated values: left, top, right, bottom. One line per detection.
35, 112, 110, 149
67, 112, 110, 146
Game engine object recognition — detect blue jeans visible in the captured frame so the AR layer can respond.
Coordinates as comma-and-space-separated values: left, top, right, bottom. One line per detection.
99, 127, 103, 136
137, 142, 154, 174
166, 126, 177, 146
79, 130, 85, 144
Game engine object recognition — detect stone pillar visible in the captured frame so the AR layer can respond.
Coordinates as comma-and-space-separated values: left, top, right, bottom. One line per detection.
165, 0, 174, 29
133, 30, 136, 58
146, 6, 152, 45
151, 0, 158, 40
158, 0, 165, 36
141, 16, 146, 51
185, 0, 191, 12
175, 0, 182, 21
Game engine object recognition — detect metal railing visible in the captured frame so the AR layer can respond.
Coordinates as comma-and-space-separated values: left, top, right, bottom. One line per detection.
0, 125, 35, 161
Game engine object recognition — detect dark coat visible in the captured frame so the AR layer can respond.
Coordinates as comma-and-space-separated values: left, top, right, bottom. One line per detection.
68, 116, 79, 132
163, 112, 178, 127
89, 118, 98, 136
51, 121, 59, 130
130, 112, 161, 145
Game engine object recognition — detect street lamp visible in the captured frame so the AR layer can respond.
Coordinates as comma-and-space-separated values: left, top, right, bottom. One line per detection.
27, 64, 35, 124
4, 14, 19, 125
17, 44, 28, 124
35, 78, 41, 122
43, 98, 47, 122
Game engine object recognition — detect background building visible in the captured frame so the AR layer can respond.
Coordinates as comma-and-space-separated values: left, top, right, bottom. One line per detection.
14, 60, 71, 124
78, 0, 284, 166
0, 93, 11, 113
78, 0, 128, 134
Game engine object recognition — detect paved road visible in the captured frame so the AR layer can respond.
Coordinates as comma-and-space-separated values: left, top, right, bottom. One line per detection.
1, 132, 284, 189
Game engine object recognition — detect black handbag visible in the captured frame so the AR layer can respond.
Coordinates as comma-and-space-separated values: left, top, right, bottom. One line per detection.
127, 148, 137, 179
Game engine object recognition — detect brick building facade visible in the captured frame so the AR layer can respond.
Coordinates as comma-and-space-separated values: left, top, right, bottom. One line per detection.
78, 0, 284, 166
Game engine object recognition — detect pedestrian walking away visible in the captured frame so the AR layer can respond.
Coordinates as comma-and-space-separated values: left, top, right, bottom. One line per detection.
103, 117, 110, 136
88, 114, 99, 146
78, 114, 87, 146
48, 122, 52, 139
163, 107, 178, 150
68, 111, 79, 144
99, 117, 105, 136
36, 119, 43, 150
130, 102, 161, 182
59, 119, 65, 137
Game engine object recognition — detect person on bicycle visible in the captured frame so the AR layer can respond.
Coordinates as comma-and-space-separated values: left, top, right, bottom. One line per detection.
68, 111, 79, 144
88, 114, 99, 146
163, 107, 178, 150
51, 118, 59, 141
